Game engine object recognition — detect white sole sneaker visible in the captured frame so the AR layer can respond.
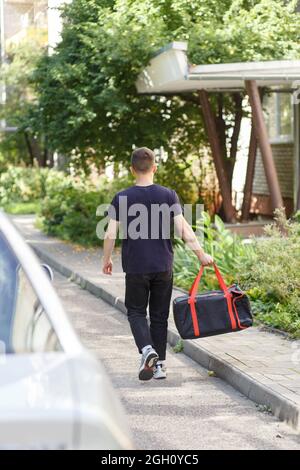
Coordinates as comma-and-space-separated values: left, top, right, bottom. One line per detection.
139, 350, 159, 381
153, 365, 167, 380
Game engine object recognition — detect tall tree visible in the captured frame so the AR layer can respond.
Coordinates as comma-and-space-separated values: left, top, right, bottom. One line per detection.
0, 36, 52, 168
28, 0, 300, 214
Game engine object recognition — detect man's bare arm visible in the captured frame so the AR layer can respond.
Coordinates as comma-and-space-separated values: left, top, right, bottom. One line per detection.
174, 214, 213, 266
102, 219, 119, 275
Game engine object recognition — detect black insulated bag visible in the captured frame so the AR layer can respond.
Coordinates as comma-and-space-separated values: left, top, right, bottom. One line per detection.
173, 263, 253, 340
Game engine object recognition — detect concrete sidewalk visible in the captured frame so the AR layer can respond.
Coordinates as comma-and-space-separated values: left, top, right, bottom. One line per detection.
54, 271, 300, 449
11, 215, 300, 431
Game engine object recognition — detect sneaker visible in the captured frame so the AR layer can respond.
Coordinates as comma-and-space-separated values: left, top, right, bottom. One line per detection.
139, 347, 159, 381
153, 362, 167, 380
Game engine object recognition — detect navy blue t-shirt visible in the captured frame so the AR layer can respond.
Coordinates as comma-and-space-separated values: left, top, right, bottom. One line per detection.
108, 184, 182, 274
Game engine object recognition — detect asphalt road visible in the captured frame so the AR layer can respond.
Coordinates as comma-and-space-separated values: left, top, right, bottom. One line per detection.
53, 271, 300, 450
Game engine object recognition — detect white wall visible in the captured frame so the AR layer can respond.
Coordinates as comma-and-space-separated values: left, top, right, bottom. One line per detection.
48, 0, 70, 51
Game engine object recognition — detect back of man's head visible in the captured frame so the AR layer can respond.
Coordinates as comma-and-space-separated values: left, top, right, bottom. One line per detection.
131, 147, 155, 173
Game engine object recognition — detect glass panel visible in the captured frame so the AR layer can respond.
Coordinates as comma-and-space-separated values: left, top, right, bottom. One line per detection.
0, 231, 61, 354
279, 93, 293, 137
264, 93, 277, 139
264, 93, 293, 140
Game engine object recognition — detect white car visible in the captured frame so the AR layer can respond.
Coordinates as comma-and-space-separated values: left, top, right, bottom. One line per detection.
0, 211, 133, 450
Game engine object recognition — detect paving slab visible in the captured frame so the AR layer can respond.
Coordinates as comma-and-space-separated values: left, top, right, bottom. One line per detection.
53, 271, 300, 450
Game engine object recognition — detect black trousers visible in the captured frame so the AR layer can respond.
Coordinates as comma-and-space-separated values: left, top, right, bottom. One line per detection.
125, 270, 173, 361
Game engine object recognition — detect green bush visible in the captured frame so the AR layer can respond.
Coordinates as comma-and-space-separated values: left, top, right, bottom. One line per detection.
4, 201, 41, 215
174, 212, 252, 291
155, 158, 199, 204
0, 165, 134, 245
174, 209, 300, 337
39, 172, 132, 246
0, 166, 49, 206
40, 186, 104, 246
237, 209, 300, 337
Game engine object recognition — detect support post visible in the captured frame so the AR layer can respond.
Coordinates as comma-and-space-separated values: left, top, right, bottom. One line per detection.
198, 90, 236, 222
245, 80, 284, 212
241, 122, 257, 221
294, 102, 300, 211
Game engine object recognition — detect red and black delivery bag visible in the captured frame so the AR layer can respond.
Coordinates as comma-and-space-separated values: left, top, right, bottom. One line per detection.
173, 263, 253, 340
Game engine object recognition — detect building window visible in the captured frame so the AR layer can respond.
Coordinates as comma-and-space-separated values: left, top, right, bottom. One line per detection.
265, 92, 293, 142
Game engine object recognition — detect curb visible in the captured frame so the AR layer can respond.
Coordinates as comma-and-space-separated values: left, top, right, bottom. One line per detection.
33, 244, 300, 431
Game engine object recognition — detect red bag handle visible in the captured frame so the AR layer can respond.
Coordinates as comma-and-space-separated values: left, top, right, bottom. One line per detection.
188, 263, 237, 337
189, 263, 229, 297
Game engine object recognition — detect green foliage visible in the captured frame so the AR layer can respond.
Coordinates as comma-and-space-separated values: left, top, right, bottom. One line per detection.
4, 201, 41, 215
189, 0, 300, 64
40, 186, 103, 246
0, 166, 49, 206
294, 210, 300, 223
174, 209, 300, 336
237, 209, 300, 337
0, 37, 45, 166
155, 156, 199, 204
0, 167, 112, 246
174, 212, 252, 290
39, 170, 132, 246
0, 163, 198, 242
28, 0, 300, 173
173, 339, 184, 354
29, 0, 171, 168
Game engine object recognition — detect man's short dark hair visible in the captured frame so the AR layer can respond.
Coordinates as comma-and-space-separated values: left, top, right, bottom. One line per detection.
131, 147, 155, 173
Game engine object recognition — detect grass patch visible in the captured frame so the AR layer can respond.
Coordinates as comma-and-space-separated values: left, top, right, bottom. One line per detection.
173, 339, 184, 353
4, 200, 41, 215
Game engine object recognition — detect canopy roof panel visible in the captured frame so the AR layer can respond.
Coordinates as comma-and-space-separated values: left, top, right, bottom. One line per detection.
136, 42, 300, 93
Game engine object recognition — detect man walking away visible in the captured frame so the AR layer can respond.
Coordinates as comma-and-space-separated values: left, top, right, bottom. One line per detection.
102, 147, 213, 381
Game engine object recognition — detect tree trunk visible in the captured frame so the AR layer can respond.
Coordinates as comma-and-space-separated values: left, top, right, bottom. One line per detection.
32, 137, 46, 167
24, 132, 34, 166
47, 150, 54, 168
212, 93, 243, 210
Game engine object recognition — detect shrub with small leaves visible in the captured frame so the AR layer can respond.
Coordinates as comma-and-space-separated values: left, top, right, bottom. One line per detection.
237, 209, 300, 337
39, 171, 132, 246
0, 166, 49, 206
174, 209, 300, 337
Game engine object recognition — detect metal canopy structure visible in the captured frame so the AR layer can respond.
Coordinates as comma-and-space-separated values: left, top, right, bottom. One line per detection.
136, 42, 300, 221
136, 41, 300, 93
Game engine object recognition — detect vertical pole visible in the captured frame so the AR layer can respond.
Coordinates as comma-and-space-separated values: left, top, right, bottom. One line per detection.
245, 80, 284, 211
198, 90, 236, 222
294, 102, 300, 211
0, 0, 6, 130
241, 122, 257, 221
0, 0, 4, 65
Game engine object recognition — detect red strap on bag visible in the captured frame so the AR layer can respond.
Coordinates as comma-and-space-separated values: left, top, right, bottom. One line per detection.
188, 263, 237, 337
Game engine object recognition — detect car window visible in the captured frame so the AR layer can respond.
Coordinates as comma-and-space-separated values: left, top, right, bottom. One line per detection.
0, 231, 61, 354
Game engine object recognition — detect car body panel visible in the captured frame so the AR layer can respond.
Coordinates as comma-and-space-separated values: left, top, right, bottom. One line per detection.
0, 211, 133, 450
0, 353, 74, 449
68, 353, 133, 450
